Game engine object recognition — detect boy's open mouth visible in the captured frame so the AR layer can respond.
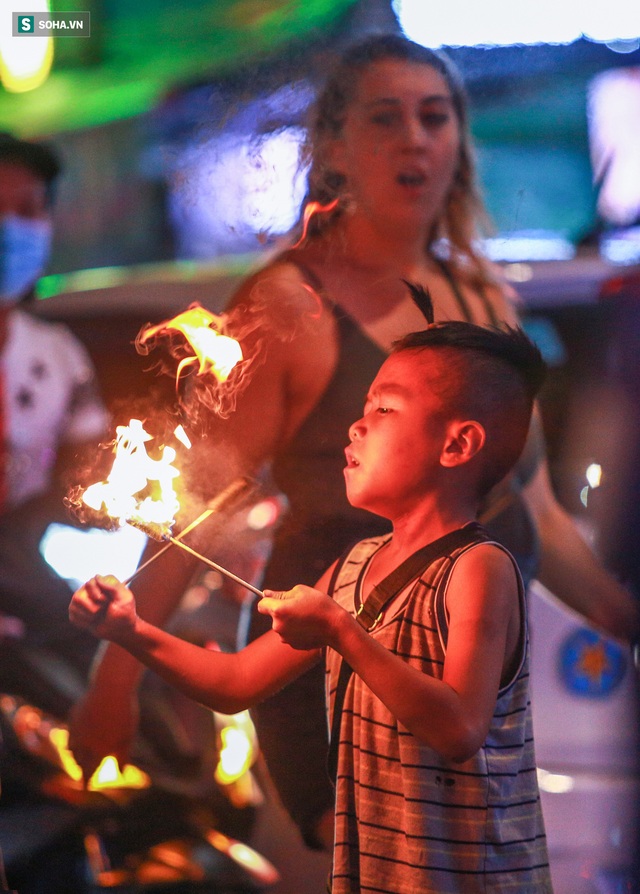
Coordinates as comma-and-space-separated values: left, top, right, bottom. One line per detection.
345, 450, 360, 467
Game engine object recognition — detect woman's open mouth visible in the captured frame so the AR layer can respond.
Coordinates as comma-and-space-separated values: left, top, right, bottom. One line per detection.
397, 170, 427, 187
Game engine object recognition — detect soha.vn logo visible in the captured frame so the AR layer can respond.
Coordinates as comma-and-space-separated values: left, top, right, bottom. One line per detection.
13, 12, 91, 36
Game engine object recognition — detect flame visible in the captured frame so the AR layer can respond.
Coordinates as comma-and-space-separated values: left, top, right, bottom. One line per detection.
48, 725, 84, 781
49, 727, 150, 790
81, 419, 185, 534
89, 755, 150, 791
173, 424, 192, 449
137, 304, 243, 385
291, 198, 339, 249
214, 711, 255, 785
3, 699, 150, 792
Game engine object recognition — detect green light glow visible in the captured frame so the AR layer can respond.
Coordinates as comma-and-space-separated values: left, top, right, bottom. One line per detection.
0, 0, 358, 136
35, 254, 261, 299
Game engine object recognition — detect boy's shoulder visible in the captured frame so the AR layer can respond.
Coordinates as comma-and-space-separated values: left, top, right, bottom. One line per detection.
438, 530, 522, 592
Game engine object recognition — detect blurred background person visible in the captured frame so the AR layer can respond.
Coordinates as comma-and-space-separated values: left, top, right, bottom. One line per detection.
0, 131, 109, 713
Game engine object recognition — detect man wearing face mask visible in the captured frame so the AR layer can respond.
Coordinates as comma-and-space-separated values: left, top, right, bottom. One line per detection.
0, 132, 109, 712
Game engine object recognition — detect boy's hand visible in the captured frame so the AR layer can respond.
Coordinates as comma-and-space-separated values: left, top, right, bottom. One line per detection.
258, 585, 342, 650
69, 575, 137, 643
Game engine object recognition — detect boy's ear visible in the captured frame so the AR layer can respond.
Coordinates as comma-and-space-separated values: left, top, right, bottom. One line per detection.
440, 420, 485, 468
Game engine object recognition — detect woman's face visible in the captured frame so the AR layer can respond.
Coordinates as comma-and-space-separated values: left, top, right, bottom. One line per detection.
330, 59, 461, 234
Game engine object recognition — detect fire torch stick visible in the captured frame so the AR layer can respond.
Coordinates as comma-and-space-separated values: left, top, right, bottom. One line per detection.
162, 535, 263, 598
127, 518, 263, 598
124, 476, 254, 586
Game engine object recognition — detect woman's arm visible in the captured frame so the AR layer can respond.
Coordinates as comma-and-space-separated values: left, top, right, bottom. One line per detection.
481, 274, 640, 643
523, 456, 640, 642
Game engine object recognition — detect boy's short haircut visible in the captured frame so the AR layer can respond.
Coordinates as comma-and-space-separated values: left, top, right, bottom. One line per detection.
393, 315, 547, 497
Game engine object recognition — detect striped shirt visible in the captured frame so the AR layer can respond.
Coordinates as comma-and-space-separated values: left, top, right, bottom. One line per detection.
325, 531, 553, 893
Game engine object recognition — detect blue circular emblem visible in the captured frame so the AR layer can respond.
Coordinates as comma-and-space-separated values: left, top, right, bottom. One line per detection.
558, 628, 627, 697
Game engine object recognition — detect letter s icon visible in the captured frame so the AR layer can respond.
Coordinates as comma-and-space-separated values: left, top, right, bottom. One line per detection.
19, 16, 34, 33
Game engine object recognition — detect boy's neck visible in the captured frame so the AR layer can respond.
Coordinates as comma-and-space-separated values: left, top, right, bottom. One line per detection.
365, 503, 477, 590
386, 498, 478, 562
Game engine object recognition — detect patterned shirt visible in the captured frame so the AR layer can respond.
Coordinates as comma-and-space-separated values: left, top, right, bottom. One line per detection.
0, 308, 108, 510
325, 531, 553, 893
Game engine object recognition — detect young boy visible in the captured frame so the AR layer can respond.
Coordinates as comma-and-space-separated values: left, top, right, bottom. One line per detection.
69, 317, 553, 893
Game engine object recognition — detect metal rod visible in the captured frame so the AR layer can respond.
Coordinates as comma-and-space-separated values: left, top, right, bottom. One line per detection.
124, 476, 254, 585
165, 535, 263, 598
123, 508, 209, 584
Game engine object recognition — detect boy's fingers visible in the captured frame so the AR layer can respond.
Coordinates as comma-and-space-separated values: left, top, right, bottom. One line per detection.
69, 581, 113, 625
256, 594, 291, 620
256, 597, 277, 615
95, 573, 122, 592
81, 584, 109, 611
263, 589, 295, 601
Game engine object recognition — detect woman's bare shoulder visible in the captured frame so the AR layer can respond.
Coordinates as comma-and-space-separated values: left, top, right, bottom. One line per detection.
227, 247, 324, 311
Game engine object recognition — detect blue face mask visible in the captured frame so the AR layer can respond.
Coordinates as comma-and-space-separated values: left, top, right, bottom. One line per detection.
0, 214, 52, 305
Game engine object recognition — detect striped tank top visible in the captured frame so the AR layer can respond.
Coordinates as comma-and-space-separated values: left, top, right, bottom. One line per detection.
325, 531, 553, 893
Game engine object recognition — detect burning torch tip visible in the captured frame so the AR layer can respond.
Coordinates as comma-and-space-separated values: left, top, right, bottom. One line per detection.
125, 518, 171, 542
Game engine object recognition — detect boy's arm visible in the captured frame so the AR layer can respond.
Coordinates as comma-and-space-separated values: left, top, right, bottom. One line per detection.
260, 545, 517, 764
67, 536, 228, 777
69, 575, 320, 716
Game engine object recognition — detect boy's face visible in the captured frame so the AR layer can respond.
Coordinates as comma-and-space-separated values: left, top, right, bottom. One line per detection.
344, 349, 450, 519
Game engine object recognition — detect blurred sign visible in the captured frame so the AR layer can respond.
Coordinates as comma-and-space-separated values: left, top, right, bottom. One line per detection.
558, 627, 627, 697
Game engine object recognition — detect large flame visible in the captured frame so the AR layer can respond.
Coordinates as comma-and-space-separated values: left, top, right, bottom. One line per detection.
81, 419, 185, 535
137, 304, 243, 385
